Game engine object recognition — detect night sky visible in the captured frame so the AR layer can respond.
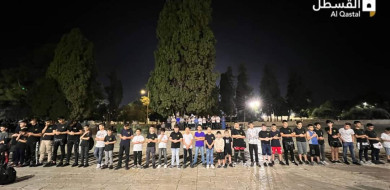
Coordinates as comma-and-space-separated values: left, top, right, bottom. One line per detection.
0, 0, 387, 106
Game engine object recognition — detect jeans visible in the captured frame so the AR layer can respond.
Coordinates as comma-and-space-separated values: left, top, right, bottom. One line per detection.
80, 146, 89, 165
171, 148, 180, 166
134, 151, 142, 165
319, 143, 326, 161
371, 147, 380, 161
183, 148, 192, 166
66, 139, 79, 164
249, 144, 259, 163
158, 148, 167, 165
104, 150, 113, 166
193, 146, 205, 165
206, 148, 214, 165
343, 142, 357, 162
145, 147, 156, 166
14, 147, 26, 164
282, 141, 295, 163
357, 142, 369, 161
117, 144, 130, 167
94, 147, 104, 164
39, 140, 53, 163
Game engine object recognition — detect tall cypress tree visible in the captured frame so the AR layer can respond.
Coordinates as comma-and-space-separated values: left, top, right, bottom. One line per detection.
147, 0, 217, 117
47, 28, 98, 120
220, 66, 235, 117
235, 63, 253, 120
286, 71, 312, 118
259, 64, 281, 120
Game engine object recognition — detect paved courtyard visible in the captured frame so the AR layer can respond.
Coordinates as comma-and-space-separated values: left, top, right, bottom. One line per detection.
1, 129, 390, 190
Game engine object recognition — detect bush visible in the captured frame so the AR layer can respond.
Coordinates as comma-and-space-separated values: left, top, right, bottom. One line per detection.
341, 108, 390, 119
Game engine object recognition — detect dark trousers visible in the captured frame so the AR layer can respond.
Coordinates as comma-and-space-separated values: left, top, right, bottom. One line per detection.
358, 144, 369, 161
282, 141, 295, 163
234, 150, 246, 163
53, 140, 66, 163
249, 144, 259, 163
117, 144, 130, 167
66, 140, 79, 164
183, 148, 193, 165
14, 147, 25, 164
134, 151, 142, 165
319, 143, 325, 161
371, 147, 380, 161
80, 146, 89, 165
26, 141, 39, 164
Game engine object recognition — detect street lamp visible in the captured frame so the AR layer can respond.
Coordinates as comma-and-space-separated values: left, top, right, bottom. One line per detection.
140, 89, 150, 124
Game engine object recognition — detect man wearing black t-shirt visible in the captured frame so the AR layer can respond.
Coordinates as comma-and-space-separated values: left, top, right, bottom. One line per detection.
115, 123, 134, 170
53, 117, 69, 167
294, 121, 309, 165
324, 120, 341, 163
365, 123, 384, 164
26, 118, 43, 166
169, 125, 183, 168
65, 121, 83, 167
39, 119, 55, 167
280, 120, 297, 166
353, 121, 369, 164
314, 122, 326, 164
145, 126, 158, 168
231, 122, 246, 166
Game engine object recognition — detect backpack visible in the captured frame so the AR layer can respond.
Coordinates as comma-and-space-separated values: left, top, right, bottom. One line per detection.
0, 164, 16, 185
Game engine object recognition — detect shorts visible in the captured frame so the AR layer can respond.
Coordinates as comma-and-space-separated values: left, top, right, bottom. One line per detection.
272, 147, 282, 154
224, 147, 232, 156
385, 147, 390, 156
296, 141, 307, 155
309, 144, 320, 157
261, 143, 271, 156
217, 152, 224, 160
234, 146, 245, 151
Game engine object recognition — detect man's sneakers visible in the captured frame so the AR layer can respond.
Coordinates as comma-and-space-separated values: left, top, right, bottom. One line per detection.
43, 163, 52, 167
72, 163, 78, 167
157, 165, 162, 169
84, 164, 89, 168
298, 160, 303, 165
291, 161, 299, 166
78, 164, 84, 167
217, 165, 222, 168
210, 164, 215, 169
223, 164, 228, 168
164, 165, 167, 168
268, 162, 273, 167
344, 161, 350, 165
250, 162, 254, 167
206, 165, 210, 169
96, 164, 101, 169
279, 161, 286, 165
304, 160, 310, 165
114, 166, 121, 170
63, 162, 70, 167
229, 163, 234, 167
263, 162, 268, 167
56, 162, 63, 167
352, 161, 361, 165
373, 160, 385, 165
109, 165, 114, 169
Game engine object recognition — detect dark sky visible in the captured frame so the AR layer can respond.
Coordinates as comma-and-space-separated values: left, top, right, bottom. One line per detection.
0, 0, 387, 106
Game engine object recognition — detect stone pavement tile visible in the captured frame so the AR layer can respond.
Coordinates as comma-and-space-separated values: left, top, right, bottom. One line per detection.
178, 178, 196, 186
196, 176, 211, 182
157, 184, 178, 190
177, 185, 196, 190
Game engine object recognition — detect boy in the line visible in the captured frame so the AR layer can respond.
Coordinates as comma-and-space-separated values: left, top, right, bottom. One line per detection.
205, 127, 215, 169
94, 123, 107, 169
132, 128, 145, 169
339, 123, 360, 165
259, 124, 272, 167
381, 127, 390, 163
365, 123, 384, 164
294, 121, 309, 164
306, 124, 321, 165
314, 122, 326, 164
157, 128, 168, 168
325, 120, 341, 163
145, 126, 158, 169
0, 124, 9, 165
115, 123, 133, 170
214, 131, 225, 168
223, 130, 233, 168
79, 125, 92, 168
270, 124, 285, 165
169, 125, 183, 168
247, 122, 259, 167
103, 129, 116, 169
280, 120, 297, 166
354, 121, 370, 164
14, 128, 28, 167
193, 125, 206, 167
231, 122, 246, 166
183, 127, 194, 168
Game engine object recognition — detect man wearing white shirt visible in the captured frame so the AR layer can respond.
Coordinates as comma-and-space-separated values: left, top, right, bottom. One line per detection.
183, 127, 194, 168
247, 122, 259, 167
339, 123, 360, 165
94, 124, 107, 169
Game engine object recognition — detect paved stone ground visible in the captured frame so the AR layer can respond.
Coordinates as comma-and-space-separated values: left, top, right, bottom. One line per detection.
1, 129, 390, 190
